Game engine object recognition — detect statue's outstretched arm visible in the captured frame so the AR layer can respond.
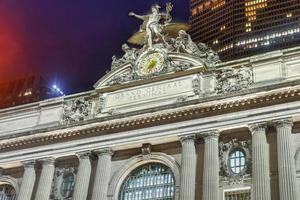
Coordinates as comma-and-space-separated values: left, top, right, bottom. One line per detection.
128, 12, 147, 21
165, 3, 173, 23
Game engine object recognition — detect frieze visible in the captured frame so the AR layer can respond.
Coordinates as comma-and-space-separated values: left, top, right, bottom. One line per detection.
0, 84, 299, 152
216, 66, 253, 94
61, 97, 92, 124
102, 75, 198, 113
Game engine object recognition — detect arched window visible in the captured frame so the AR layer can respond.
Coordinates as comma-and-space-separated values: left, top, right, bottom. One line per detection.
228, 149, 246, 174
119, 163, 175, 200
60, 173, 75, 198
0, 184, 16, 200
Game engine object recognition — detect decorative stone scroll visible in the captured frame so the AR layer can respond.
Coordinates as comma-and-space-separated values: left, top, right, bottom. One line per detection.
62, 97, 92, 124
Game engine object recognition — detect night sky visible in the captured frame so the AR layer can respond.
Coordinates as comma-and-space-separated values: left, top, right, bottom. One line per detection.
0, 0, 189, 94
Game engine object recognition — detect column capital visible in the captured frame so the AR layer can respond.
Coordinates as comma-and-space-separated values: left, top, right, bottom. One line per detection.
22, 160, 36, 168
202, 130, 219, 141
76, 151, 92, 160
273, 118, 293, 129
179, 134, 196, 144
248, 122, 267, 134
93, 147, 113, 156
39, 157, 55, 166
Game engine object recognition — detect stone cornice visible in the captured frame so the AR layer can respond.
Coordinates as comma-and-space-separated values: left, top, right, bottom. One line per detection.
1, 85, 300, 153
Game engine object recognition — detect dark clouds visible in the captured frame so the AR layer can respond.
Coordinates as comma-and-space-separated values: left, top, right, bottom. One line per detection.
0, 0, 189, 94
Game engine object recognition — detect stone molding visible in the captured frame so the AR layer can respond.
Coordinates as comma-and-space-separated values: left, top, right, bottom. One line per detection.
1, 85, 300, 153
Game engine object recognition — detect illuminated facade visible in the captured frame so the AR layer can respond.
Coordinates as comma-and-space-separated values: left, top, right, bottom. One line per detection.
190, 0, 300, 61
0, 3, 300, 200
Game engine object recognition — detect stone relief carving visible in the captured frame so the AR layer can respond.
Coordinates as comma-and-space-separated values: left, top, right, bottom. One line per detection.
62, 97, 92, 124
111, 44, 139, 70
216, 66, 253, 94
51, 167, 76, 200
219, 139, 252, 185
106, 69, 138, 86
174, 30, 220, 67
172, 61, 193, 72
141, 143, 152, 160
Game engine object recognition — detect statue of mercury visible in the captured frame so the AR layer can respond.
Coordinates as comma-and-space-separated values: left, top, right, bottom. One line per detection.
129, 3, 173, 49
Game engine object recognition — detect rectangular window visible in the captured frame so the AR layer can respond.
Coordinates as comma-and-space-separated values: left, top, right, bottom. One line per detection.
224, 188, 251, 200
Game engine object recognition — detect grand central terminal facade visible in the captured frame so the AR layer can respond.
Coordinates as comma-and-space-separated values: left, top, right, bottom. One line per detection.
0, 3, 300, 200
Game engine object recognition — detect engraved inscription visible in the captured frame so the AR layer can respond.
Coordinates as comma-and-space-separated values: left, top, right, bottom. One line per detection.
103, 76, 196, 111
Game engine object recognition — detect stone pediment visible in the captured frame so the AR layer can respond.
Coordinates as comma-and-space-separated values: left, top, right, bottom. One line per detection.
93, 51, 212, 90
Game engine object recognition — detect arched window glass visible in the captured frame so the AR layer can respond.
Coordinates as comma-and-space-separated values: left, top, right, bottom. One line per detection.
119, 163, 175, 200
60, 173, 75, 198
229, 149, 246, 174
0, 184, 16, 200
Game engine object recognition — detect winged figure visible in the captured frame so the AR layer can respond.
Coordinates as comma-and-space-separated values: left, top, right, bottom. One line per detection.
128, 3, 190, 48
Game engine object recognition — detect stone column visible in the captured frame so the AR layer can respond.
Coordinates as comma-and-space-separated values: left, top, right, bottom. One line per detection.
34, 158, 55, 200
73, 151, 92, 200
274, 119, 298, 200
202, 130, 219, 200
91, 148, 113, 200
179, 135, 197, 200
249, 123, 271, 200
17, 160, 36, 200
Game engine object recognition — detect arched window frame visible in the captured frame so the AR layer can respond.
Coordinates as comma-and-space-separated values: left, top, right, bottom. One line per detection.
108, 152, 180, 200
0, 176, 19, 199
118, 163, 176, 199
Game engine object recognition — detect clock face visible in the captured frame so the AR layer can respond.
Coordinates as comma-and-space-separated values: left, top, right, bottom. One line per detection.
137, 52, 165, 76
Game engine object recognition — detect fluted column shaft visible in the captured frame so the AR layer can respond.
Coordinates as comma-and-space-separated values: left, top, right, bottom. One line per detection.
249, 123, 271, 200
179, 135, 197, 200
274, 119, 297, 200
202, 131, 219, 200
34, 158, 55, 200
73, 152, 92, 200
17, 161, 36, 200
91, 148, 113, 200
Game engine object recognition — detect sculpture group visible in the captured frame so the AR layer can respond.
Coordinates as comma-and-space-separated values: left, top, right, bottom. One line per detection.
110, 3, 220, 71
